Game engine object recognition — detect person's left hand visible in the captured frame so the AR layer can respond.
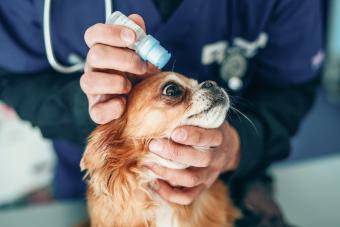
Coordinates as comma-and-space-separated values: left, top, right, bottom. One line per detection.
147, 121, 240, 205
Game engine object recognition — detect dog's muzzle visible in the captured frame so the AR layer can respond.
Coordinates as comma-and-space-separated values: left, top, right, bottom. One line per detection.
200, 80, 228, 107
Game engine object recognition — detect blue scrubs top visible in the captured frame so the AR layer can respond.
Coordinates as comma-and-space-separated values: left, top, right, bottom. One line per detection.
0, 0, 323, 198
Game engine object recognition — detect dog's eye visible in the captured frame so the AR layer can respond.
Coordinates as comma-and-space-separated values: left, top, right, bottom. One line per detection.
162, 82, 183, 97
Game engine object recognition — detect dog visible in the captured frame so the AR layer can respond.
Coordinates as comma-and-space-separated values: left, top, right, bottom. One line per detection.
80, 72, 241, 227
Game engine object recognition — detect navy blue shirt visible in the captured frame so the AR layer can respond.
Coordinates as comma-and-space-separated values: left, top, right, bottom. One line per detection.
0, 0, 323, 198
0, 0, 323, 84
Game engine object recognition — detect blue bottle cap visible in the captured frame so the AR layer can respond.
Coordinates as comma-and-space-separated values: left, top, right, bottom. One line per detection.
136, 35, 171, 69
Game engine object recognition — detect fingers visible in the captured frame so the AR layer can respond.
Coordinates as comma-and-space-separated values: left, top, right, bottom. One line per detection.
84, 14, 150, 75
80, 71, 132, 95
80, 71, 131, 124
149, 139, 213, 167
88, 95, 126, 124
147, 164, 207, 188
151, 180, 205, 205
144, 63, 161, 76
84, 14, 146, 48
171, 126, 223, 147
82, 13, 155, 124
84, 23, 136, 48
86, 44, 148, 75
128, 14, 146, 31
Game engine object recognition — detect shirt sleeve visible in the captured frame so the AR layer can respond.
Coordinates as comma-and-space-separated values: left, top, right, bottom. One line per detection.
0, 69, 95, 145
227, 77, 319, 181
0, 0, 49, 72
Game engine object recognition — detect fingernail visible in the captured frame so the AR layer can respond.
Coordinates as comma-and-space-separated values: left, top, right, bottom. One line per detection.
93, 113, 103, 124
126, 80, 132, 92
121, 29, 134, 45
171, 129, 187, 142
121, 97, 127, 105
149, 140, 162, 152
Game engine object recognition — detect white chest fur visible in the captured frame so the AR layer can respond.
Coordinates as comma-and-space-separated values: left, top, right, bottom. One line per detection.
155, 203, 179, 227
142, 154, 183, 227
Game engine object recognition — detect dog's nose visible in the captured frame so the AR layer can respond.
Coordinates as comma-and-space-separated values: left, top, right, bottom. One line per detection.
201, 80, 217, 89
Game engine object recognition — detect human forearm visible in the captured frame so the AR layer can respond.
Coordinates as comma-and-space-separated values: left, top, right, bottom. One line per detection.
0, 69, 95, 144
228, 76, 320, 180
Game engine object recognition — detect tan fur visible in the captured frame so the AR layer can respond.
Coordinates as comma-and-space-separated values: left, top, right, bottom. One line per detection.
172, 181, 241, 227
81, 72, 241, 227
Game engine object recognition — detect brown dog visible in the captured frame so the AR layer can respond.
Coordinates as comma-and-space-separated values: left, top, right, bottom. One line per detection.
80, 72, 241, 227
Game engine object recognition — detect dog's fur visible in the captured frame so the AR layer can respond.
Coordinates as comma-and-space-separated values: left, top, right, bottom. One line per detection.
81, 72, 241, 227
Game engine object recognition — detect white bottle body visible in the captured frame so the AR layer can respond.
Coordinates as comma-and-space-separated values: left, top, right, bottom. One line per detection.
106, 11, 171, 69
106, 11, 146, 50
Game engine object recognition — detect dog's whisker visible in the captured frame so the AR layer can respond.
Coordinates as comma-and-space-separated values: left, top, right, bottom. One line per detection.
171, 59, 177, 72
183, 102, 193, 116
229, 105, 258, 134
81, 71, 241, 226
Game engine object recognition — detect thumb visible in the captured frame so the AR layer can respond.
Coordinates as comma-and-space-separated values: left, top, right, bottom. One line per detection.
127, 64, 160, 83
128, 14, 146, 32
145, 63, 161, 76
128, 14, 161, 76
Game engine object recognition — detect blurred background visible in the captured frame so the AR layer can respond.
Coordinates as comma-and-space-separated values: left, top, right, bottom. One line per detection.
0, 1, 340, 227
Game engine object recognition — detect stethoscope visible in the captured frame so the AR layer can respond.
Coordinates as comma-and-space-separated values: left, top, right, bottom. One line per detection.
43, 0, 112, 74
219, 33, 268, 90
44, 0, 268, 91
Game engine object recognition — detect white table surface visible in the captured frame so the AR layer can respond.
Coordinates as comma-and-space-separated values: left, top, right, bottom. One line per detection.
271, 154, 340, 227
0, 154, 339, 227
0, 200, 87, 227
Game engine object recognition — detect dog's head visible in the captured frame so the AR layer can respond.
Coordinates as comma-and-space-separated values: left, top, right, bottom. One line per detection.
80, 72, 230, 199
123, 72, 229, 139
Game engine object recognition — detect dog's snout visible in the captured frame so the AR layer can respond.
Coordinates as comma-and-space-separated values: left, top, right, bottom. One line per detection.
201, 80, 217, 89
199, 80, 228, 106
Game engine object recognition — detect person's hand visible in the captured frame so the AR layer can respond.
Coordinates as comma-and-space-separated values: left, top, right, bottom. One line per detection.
80, 14, 159, 124
147, 121, 240, 205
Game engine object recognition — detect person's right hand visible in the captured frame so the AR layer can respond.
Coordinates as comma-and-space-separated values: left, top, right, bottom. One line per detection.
80, 14, 159, 124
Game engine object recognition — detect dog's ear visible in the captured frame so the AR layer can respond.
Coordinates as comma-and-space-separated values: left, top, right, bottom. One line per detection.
80, 114, 127, 174
80, 113, 146, 205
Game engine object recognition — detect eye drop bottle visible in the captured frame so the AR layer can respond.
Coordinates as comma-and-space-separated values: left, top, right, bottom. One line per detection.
106, 11, 171, 69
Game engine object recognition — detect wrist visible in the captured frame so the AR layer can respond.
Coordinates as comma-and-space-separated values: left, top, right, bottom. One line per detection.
221, 122, 240, 173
